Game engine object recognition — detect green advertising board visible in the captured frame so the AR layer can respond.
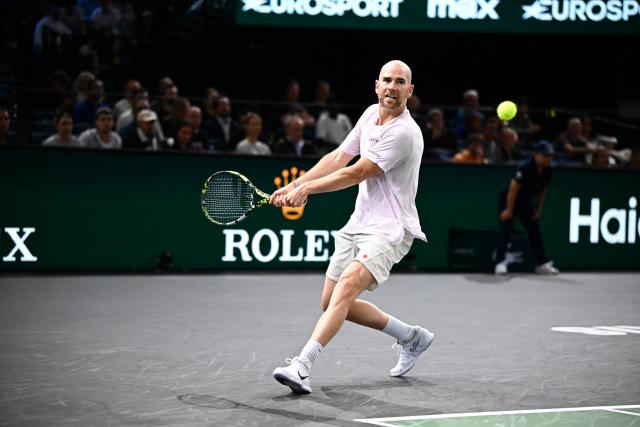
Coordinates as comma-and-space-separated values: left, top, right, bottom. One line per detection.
0, 146, 639, 272
236, 0, 640, 34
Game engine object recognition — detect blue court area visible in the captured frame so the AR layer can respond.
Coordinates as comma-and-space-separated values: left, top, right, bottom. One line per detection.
0, 273, 638, 426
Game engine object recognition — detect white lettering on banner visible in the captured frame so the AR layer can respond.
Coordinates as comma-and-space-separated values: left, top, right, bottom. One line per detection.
522, 0, 640, 22
2, 227, 38, 262
222, 229, 337, 263
426, 0, 500, 19
552, 325, 640, 336
241, 0, 404, 17
569, 197, 639, 244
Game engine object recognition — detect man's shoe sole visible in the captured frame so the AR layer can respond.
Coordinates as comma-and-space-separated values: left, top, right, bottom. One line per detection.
273, 371, 311, 394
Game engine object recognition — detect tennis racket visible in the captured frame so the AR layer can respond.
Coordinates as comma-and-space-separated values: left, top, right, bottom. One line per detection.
201, 170, 271, 226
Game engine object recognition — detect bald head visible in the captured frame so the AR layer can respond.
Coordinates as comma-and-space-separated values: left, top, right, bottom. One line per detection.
379, 60, 412, 84
375, 60, 414, 115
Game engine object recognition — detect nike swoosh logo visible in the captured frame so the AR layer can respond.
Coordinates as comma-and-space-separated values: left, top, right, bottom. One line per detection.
410, 336, 420, 353
298, 371, 309, 380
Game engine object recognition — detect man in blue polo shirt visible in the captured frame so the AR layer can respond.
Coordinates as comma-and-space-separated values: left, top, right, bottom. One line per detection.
494, 141, 559, 275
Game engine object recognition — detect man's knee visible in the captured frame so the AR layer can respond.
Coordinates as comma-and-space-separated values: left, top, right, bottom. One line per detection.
332, 274, 364, 305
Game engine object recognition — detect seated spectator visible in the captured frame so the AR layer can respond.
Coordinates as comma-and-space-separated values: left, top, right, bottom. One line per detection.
272, 115, 318, 157
117, 90, 147, 130
78, 107, 122, 149
202, 87, 220, 123
72, 71, 96, 103
453, 89, 484, 140
116, 91, 166, 143
113, 79, 142, 119
236, 112, 271, 156
162, 97, 191, 140
315, 98, 353, 154
205, 95, 241, 152
482, 116, 501, 161
452, 133, 486, 164
152, 83, 178, 124
465, 111, 484, 140
119, 109, 162, 151
188, 106, 210, 151
170, 120, 196, 152
489, 127, 519, 164
272, 80, 316, 138
554, 117, 593, 164
422, 108, 457, 160
73, 78, 110, 125
580, 115, 628, 166
308, 79, 332, 119
43, 113, 81, 147
0, 107, 10, 145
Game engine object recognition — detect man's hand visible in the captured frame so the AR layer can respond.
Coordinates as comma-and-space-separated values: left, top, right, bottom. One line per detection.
270, 182, 295, 207
499, 209, 513, 221
284, 182, 309, 207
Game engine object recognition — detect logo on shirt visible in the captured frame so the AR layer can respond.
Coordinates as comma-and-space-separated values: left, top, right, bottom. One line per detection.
274, 167, 307, 221
368, 137, 380, 144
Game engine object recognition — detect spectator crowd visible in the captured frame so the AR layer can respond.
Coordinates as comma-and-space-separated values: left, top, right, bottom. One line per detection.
0, 1, 638, 170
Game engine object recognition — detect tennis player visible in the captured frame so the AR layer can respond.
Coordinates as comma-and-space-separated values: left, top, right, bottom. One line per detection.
270, 60, 433, 394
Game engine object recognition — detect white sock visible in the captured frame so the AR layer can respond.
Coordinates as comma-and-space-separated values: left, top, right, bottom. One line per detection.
298, 340, 323, 371
383, 316, 414, 343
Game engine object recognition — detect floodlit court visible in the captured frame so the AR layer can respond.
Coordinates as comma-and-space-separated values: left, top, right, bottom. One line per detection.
1, 273, 638, 426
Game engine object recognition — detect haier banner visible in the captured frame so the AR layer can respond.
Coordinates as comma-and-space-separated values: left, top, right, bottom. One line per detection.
236, 0, 640, 34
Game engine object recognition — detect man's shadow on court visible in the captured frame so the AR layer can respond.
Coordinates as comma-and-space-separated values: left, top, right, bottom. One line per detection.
178, 377, 440, 426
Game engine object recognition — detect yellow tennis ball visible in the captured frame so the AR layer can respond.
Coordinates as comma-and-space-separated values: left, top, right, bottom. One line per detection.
497, 100, 517, 121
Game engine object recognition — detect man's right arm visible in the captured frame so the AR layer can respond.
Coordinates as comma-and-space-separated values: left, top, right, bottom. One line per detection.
500, 179, 521, 221
269, 148, 354, 205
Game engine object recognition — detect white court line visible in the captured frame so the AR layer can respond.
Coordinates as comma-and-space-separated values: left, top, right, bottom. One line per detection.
354, 404, 640, 425
604, 408, 640, 417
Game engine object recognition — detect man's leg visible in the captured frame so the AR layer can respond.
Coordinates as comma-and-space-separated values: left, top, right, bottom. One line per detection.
311, 261, 389, 346
517, 210, 547, 265
516, 205, 557, 273
273, 261, 373, 394
495, 191, 513, 273
311, 260, 377, 346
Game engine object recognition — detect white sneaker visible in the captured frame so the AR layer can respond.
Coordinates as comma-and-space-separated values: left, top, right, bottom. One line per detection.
390, 326, 435, 377
495, 261, 508, 275
535, 261, 559, 275
273, 357, 312, 394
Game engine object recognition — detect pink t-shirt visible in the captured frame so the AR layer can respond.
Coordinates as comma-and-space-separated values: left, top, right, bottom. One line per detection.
339, 104, 427, 245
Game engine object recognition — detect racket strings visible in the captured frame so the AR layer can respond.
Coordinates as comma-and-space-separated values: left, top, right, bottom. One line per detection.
203, 173, 254, 224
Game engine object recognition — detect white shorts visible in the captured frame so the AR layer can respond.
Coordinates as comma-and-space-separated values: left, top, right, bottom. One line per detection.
325, 230, 414, 291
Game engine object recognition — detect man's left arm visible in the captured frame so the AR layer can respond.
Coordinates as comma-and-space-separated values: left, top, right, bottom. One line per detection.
284, 157, 382, 206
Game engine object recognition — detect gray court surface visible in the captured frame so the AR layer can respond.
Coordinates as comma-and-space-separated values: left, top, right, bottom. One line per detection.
0, 273, 638, 426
